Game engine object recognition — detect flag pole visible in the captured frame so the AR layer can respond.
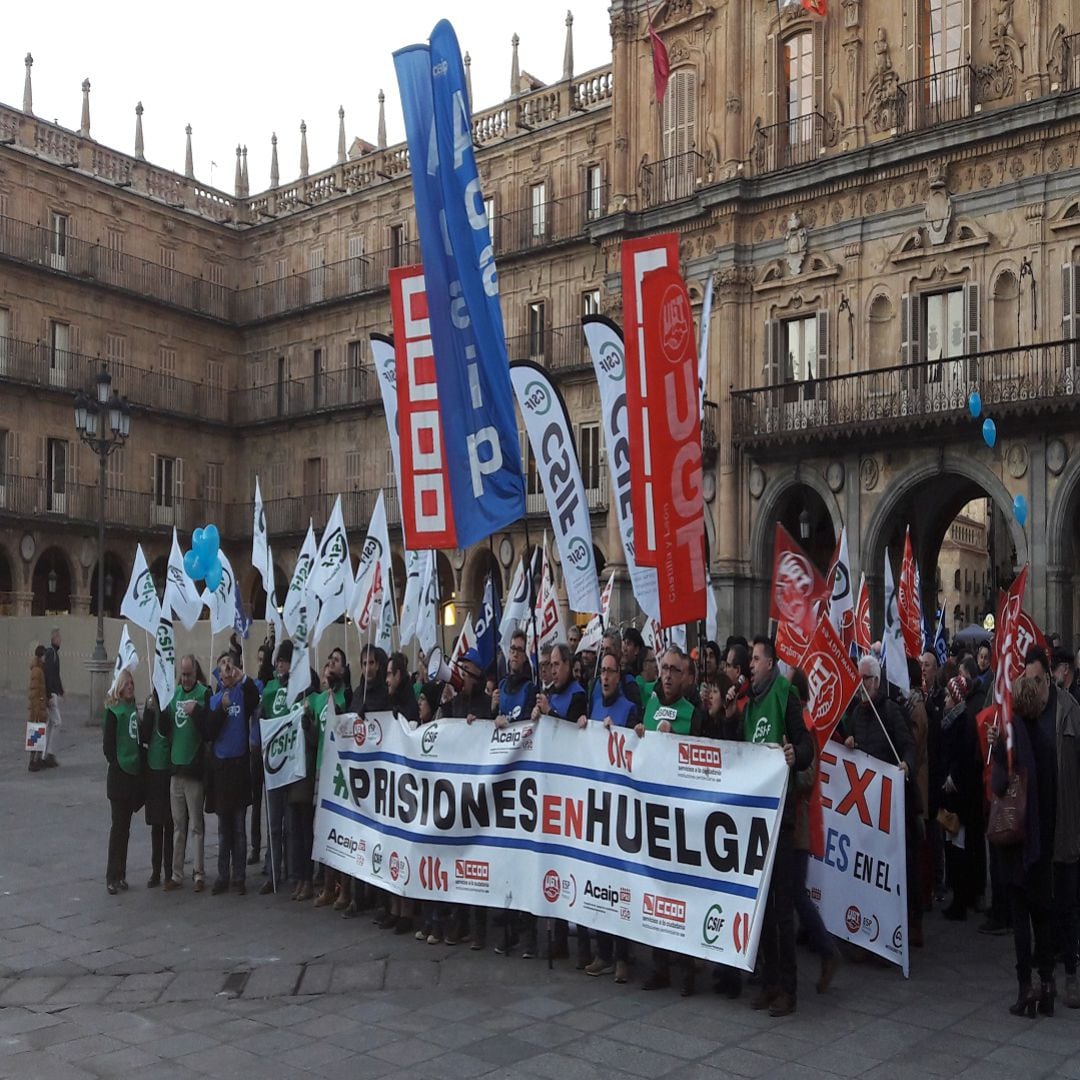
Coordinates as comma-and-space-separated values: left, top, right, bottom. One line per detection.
522, 517, 540, 684
860, 683, 903, 767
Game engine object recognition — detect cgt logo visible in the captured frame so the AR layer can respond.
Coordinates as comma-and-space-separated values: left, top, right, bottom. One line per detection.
418, 855, 448, 892
702, 903, 725, 946
678, 743, 722, 769
388, 851, 410, 886
607, 730, 633, 773
353, 716, 383, 749
642, 893, 686, 926
732, 911, 750, 955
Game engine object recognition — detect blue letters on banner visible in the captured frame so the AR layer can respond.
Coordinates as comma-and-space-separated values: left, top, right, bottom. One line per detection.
394, 22, 525, 548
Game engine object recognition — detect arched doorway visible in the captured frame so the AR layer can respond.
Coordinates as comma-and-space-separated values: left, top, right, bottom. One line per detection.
90, 551, 126, 618
32, 547, 72, 616
1047, 451, 1080, 650
0, 547, 13, 614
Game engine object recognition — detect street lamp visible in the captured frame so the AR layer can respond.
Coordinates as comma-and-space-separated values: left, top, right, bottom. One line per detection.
74, 365, 131, 717
798, 508, 811, 542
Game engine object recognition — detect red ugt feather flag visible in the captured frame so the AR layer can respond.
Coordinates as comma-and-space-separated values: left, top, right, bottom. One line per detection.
645, 3, 670, 103
994, 566, 1030, 774
854, 572, 872, 654
899, 527, 923, 660
770, 524, 829, 666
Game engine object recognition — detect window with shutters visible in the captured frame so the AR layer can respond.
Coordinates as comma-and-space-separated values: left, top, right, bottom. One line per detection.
582, 289, 601, 317
205, 462, 222, 513
528, 301, 547, 359
208, 262, 225, 308
313, 347, 324, 408
483, 197, 496, 250
389, 224, 406, 268
347, 339, 365, 399
106, 228, 124, 278
660, 69, 697, 199
578, 423, 602, 494
269, 461, 286, 501
48, 320, 70, 387
0, 306, 9, 373
154, 456, 175, 510
159, 345, 177, 397
782, 315, 820, 401
159, 246, 177, 301
530, 183, 548, 240
276, 356, 287, 417
309, 246, 325, 303
105, 333, 126, 368
901, 284, 978, 398
1063, 264, 1080, 372
49, 212, 68, 269
207, 359, 224, 391
585, 165, 604, 222
274, 257, 287, 309
347, 235, 365, 292
46, 437, 68, 513
345, 450, 363, 489
764, 313, 828, 431
784, 32, 814, 143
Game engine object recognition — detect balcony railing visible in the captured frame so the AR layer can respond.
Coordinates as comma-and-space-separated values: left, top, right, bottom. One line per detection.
231, 367, 380, 425
731, 339, 1080, 447
0, 216, 234, 320
639, 151, 706, 209
897, 64, 976, 133
526, 470, 608, 517
253, 486, 401, 539
505, 324, 591, 373
748, 113, 825, 176
490, 188, 607, 256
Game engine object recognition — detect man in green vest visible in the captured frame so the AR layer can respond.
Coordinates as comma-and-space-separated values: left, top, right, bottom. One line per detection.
159, 654, 210, 893
725, 634, 813, 1017
258, 640, 295, 895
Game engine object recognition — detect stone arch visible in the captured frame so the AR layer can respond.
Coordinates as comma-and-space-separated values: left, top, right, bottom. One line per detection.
990, 262, 1020, 349
1046, 444, 1080, 645
31, 546, 73, 616
867, 291, 895, 370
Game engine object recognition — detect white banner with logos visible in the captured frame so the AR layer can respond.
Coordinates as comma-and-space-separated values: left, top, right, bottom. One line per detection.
313, 712, 789, 969
260, 706, 307, 791
806, 741, 909, 976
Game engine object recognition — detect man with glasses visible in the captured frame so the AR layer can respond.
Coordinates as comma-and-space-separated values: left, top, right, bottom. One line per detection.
494, 630, 536, 726
637, 647, 699, 737
159, 654, 210, 893
533, 643, 587, 724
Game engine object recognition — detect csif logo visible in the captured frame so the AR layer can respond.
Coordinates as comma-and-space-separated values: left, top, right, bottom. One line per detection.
566, 536, 589, 568
702, 904, 725, 946
264, 719, 299, 774
522, 380, 551, 415
421, 726, 439, 755
598, 341, 624, 380
607, 729, 633, 774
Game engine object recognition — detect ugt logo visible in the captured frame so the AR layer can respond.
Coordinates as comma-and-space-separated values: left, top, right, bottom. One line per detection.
607, 729, 633, 774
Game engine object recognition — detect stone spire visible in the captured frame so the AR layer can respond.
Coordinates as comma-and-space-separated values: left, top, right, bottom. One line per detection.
337, 106, 346, 164
134, 102, 145, 159
510, 34, 520, 96
464, 53, 473, 109
563, 11, 574, 82
184, 124, 193, 178
299, 120, 309, 178
377, 91, 386, 150
234, 145, 243, 196
22, 53, 33, 115
241, 146, 249, 196
79, 78, 91, 137
270, 132, 279, 189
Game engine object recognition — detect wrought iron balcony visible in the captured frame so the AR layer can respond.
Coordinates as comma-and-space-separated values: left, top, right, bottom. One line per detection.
490, 187, 608, 256
897, 64, 977, 133
230, 367, 380, 425
731, 340, 1080, 449
249, 486, 401, 539
639, 151, 706, 210
748, 113, 826, 176
505, 323, 591, 374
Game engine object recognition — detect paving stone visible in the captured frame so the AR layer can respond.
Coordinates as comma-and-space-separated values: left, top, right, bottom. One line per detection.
240, 964, 301, 999
295, 963, 332, 996
328, 960, 386, 993
46, 975, 123, 1005
156, 971, 226, 1003
0, 977, 67, 1006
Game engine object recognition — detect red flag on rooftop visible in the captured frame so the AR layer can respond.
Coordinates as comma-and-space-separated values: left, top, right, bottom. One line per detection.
801, 0, 827, 14
645, 3, 670, 103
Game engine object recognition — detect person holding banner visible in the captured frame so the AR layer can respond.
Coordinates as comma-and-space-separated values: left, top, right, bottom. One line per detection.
312, 656, 350, 909
589, 652, 640, 732
533, 644, 586, 724
102, 669, 144, 895
445, 649, 494, 723
205, 652, 260, 895
639, 648, 699, 737
139, 692, 173, 889
493, 630, 536, 727
160, 655, 210, 893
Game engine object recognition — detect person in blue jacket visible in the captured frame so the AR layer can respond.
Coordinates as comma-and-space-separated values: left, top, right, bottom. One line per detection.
493, 629, 536, 726
588, 650, 640, 731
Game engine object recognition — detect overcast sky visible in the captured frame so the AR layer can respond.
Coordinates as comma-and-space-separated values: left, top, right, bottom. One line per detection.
2, 1, 611, 195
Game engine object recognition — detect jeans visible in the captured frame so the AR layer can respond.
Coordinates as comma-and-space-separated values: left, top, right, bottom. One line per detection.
263, 786, 288, 887
287, 801, 314, 885
170, 775, 205, 883
793, 848, 835, 960
106, 800, 133, 884
217, 808, 247, 885
1054, 861, 1079, 977
1011, 879, 1055, 984
760, 827, 797, 996
249, 746, 264, 857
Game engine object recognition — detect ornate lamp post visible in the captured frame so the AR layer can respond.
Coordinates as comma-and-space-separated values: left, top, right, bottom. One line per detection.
73, 366, 131, 719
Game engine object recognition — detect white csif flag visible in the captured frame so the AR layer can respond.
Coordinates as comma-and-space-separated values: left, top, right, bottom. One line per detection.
883, 549, 910, 695
151, 610, 177, 709
164, 528, 204, 631
253, 477, 284, 640
201, 551, 238, 635
120, 544, 160, 636
284, 521, 317, 639
311, 496, 352, 642
499, 555, 530, 656
109, 624, 140, 698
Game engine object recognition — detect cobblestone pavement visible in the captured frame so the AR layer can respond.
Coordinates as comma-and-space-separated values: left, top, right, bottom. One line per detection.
1, 693, 1079, 1078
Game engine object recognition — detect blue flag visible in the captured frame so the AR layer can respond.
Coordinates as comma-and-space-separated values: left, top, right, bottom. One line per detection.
233, 582, 252, 641
474, 574, 502, 671
394, 22, 525, 548
931, 607, 948, 666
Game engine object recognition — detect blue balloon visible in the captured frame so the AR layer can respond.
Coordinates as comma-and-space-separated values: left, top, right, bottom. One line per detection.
183, 549, 204, 581
192, 526, 206, 552
1013, 493, 1028, 527
982, 417, 997, 448
968, 391, 982, 419
204, 561, 223, 592
203, 523, 220, 559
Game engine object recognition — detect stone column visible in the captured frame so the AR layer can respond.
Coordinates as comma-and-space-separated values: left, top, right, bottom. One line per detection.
609, 6, 636, 212
70, 593, 92, 616
13, 590, 33, 616
722, 1, 744, 172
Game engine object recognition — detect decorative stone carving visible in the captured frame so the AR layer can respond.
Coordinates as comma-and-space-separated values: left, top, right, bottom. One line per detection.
749, 466, 766, 500
976, 5, 1024, 103
726, 94, 741, 114
864, 28, 903, 132
860, 456, 879, 491
1005, 442, 1028, 479
924, 159, 953, 246
841, 0, 859, 29
784, 211, 808, 276
713, 265, 755, 294
826, 461, 845, 493
609, 11, 637, 43
1049, 24, 1068, 87
1046, 438, 1068, 476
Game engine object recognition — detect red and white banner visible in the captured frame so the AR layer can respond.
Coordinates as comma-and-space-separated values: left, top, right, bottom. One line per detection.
769, 525, 829, 666
826, 527, 855, 653
854, 573, 872, 654
797, 614, 861, 748
641, 264, 706, 627
807, 741, 909, 977
993, 566, 1030, 772
390, 266, 457, 550
620, 233, 680, 568
899, 528, 923, 660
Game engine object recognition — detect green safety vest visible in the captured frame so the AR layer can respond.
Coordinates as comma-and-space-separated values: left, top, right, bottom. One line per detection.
745, 675, 791, 746
310, 686, 347, 770
637, 676, 656, 701
644, 692, 695, 735
261, 678, 291, 720
146, 718, 171, 771
106, 701, 141, 776
169, 683, 208, 766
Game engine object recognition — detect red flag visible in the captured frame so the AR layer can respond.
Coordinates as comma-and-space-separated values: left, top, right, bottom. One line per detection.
640, 264, 706, 627
854, 572, 872, 654
645, 4, 670, 103
898, 527, 923, 660
801, 0, 827, 14
993, 566, 1029, 773
770, 525, 829, 666
797, 613, 861, 748
620, 234, 680, 568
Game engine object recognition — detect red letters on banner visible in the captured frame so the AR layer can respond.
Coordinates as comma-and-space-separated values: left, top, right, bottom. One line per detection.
797, 614, 861, 748
640, 265, 706, 626
769, 524, 829, 666
620, 234, 679, 568
390, 267, 457, 550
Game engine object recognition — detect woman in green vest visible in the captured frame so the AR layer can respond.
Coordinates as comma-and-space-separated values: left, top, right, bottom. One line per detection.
139, 691, 173, 888
102, 669, 144, 895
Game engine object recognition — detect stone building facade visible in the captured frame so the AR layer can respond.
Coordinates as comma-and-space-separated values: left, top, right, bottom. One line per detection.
1, 1, 1079, 647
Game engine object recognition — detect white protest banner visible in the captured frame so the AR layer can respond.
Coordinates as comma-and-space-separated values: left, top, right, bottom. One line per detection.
312, 496, 351, 642
260, 705, 307, 790
314, 714, 789, 969
109, 625, 140, 698
121, 543, 160, 636
164, 528, 204, 631
806, 740, 909, 976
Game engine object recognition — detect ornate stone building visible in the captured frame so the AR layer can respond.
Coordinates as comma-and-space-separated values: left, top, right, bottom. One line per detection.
1, 1, 1079, 646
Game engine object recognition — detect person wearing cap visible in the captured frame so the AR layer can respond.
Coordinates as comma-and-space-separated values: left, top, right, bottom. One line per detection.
493, 629, 536, 727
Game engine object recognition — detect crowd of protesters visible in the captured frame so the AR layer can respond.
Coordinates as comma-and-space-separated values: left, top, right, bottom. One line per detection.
90, 619, 1080, 1018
